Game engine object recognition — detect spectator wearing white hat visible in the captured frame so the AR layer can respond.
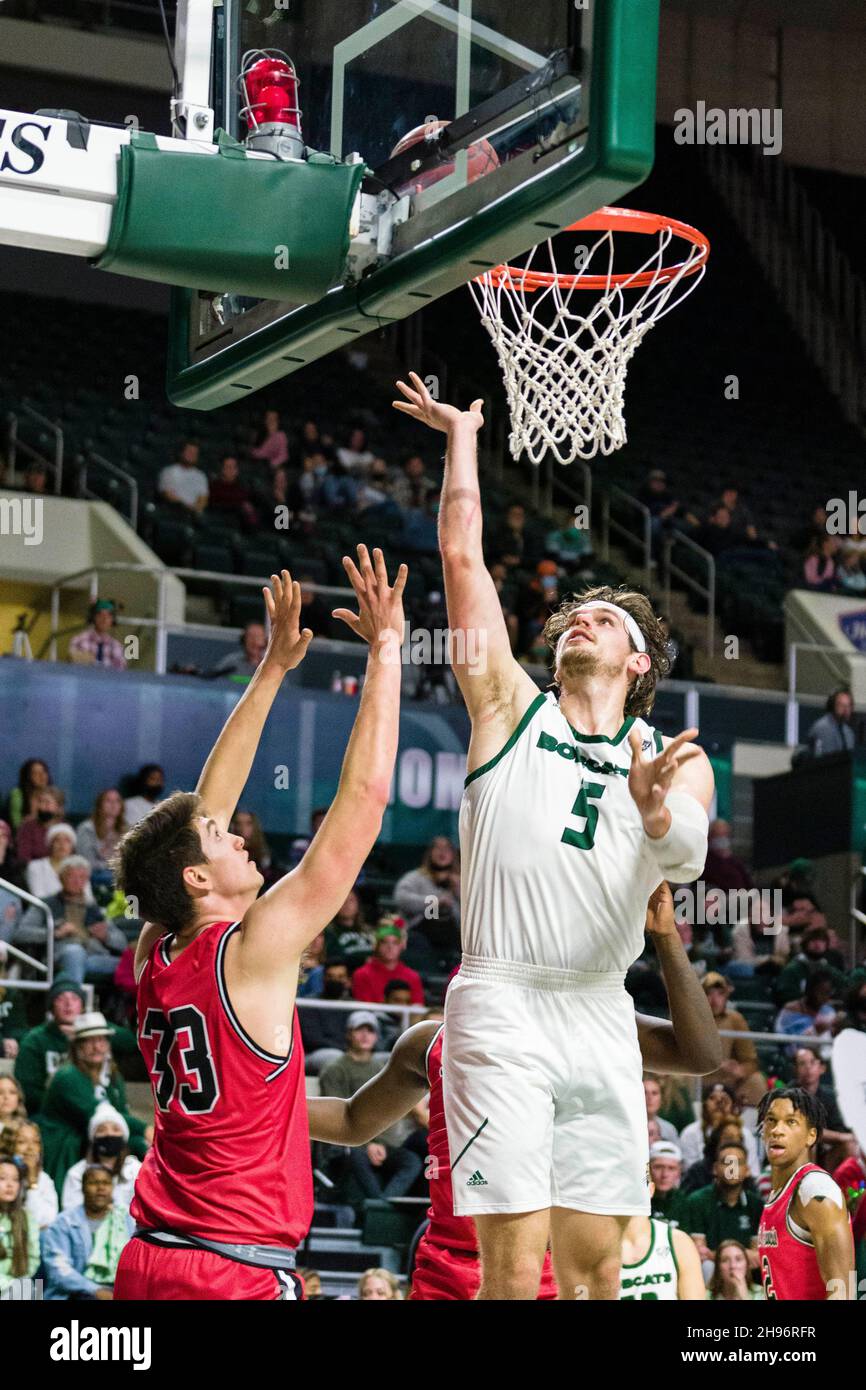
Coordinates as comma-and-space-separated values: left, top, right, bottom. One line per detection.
648, 1140, 689, 1228
25, 823, 94, 903
39, 1013, 149, 1195
61, 1101, 141, 1214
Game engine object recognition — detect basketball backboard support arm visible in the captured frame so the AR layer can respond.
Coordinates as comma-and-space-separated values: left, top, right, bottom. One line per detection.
172, 0, 216, 143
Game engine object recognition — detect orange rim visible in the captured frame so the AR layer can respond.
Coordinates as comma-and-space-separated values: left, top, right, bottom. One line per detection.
478, 207, 711, 292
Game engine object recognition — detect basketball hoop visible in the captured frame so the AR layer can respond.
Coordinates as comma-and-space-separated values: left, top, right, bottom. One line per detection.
469, 207, 710, 465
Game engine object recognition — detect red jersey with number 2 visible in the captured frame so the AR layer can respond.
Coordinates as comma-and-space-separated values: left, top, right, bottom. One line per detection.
758, 1163, 833, 1301
131, 920, 313, 1247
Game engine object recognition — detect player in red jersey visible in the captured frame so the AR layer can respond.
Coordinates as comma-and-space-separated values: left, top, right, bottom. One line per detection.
307, 882, 720, 1298
113, 551, 406, 1300
757, 1087, 855, 1300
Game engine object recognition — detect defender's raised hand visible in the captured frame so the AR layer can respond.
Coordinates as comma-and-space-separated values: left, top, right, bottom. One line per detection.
644, 881, 677, 938
332, 545, 408, 658
627, 726, 699, 837
262, 570, 314, 672
393, 371, 484, 435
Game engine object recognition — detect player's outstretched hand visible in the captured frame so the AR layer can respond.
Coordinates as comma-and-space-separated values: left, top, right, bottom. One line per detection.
332, 545, 408, 660
627, 726, 698, 836
645, 881, 677, 938
262, 570, 314, 672
393, 371, 484, 435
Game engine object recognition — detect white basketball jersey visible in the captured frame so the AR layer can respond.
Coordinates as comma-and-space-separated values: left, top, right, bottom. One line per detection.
459, 690, 664, 972
620, 1219, 680, 1300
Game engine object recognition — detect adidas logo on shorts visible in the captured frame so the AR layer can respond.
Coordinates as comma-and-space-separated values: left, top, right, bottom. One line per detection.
466, 1170, 488, 1187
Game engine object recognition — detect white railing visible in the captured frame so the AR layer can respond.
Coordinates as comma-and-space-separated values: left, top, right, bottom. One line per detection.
662, 529, 716, 661
6, 403, 64, 494
601, 485, 653, 587
704, 147, 866, 433
77, 450, 139, 530
0, 876, 54, 993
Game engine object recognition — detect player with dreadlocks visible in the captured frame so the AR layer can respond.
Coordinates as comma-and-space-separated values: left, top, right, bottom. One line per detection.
757, 1086, 855, 1300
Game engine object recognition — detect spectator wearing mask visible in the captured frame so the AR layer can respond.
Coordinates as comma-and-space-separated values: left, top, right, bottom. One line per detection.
0, 1156, 40, 1294
25, 822, 84, 901
6, 757, 51, 831
14, 977, 85, 1114
68, 599, 127, 671
41, 1163, 135, 1300
39, 1013, 148, 1194
699, 974, 767, 1108
14, 1121, 58, 1229
61, 1103, 142, 1213
708, 1239, 764, 1301
807, 687, 856, 757
684, 1140, 763, 1279
802, 535, 839, 592
648, 1141, 689, 1227
774, 969, 838, 1041
158, 439, 209, 515
351, 922, 425, 1006
681, 1078, 761, 1178
298, 959, 356, 1074
75, 789, 127, 881
123, 765, 165, 826
209, 622, 268, 680
249, 409, 289, 472
14, 785, 65, 865
643, 1075, 680, 1143
702, 820, 753, 894
774, 923, 847, 1006
15, 856, 126, 987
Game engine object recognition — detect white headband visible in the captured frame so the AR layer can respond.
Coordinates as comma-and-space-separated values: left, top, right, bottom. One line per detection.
571, 601, 647, 653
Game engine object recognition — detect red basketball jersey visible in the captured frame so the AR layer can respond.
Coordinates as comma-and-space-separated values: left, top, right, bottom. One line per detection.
758, 1163, 836, 1301
425, 1024, 477, 1251
132, 920, 313, 1248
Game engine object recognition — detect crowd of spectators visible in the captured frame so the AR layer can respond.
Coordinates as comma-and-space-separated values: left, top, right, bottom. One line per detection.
2, 743, 865, 1297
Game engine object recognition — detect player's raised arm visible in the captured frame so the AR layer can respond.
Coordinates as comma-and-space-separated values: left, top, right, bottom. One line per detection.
307, 1021, 435, 1145
393, 373, 536, 722
636, 882, 722, 1076
239, 546, 405, 967
195, 570, 313, 826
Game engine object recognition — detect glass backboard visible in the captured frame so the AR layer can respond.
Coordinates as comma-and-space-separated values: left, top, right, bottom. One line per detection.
168, 0, 661, 409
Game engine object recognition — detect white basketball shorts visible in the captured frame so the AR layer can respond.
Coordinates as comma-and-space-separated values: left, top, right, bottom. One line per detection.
442, 956, 651, 1218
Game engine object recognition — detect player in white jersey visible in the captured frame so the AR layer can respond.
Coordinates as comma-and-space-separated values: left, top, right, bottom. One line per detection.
620, 1211, 706, 1301
394, 374, 715, 1300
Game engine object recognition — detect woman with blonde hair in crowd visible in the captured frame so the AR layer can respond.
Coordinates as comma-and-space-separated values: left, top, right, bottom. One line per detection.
0, 1075, 27, 1157
709, 1240, 764, 1301
357, 1267, 403, 1300
0, 1156, 40, 1293
14, 1121, 58, 1229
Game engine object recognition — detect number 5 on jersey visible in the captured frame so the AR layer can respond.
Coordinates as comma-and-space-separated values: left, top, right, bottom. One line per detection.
562, 780, 606, 851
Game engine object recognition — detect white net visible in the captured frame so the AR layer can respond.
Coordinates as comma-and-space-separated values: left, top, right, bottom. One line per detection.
469, 219, 707, 465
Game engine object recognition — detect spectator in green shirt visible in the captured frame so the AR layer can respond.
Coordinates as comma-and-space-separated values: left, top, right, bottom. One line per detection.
773, 924, 847, 1007
14, 976, 85, 1116
648, 1140, 690, 1227
39, 1012, 149, 1196
684, 1139, 764, 1283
